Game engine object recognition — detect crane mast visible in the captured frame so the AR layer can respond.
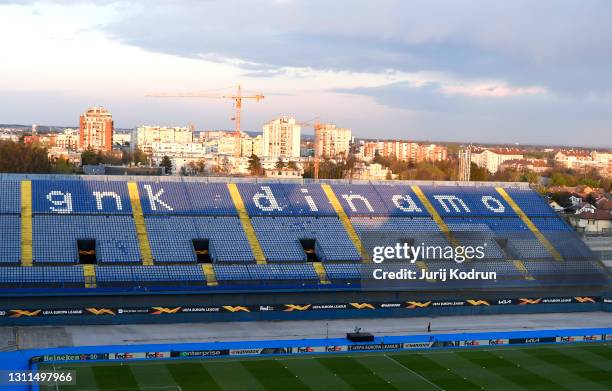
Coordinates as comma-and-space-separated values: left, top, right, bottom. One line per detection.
146, 85, 264, 157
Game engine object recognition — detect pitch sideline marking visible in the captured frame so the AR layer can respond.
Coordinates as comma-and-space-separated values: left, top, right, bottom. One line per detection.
382, 353, 445, 391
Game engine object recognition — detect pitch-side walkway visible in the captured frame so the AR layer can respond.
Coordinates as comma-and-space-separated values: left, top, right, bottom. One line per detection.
2, 311, 611, 350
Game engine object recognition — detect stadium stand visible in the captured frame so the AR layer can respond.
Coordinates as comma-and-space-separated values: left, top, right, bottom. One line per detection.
0, 176, 608, 293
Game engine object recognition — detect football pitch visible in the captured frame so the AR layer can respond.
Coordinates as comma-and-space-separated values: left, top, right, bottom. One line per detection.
40, 344, 611, 391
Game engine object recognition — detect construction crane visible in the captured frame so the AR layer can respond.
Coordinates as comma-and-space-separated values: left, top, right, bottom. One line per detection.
146, 85, 264, 157
296, 118, 323, 179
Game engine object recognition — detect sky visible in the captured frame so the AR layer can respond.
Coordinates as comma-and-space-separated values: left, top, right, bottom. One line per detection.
0, 0, 611, 147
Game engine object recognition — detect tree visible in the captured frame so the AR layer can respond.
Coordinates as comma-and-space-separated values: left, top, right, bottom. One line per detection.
122, 148, 149, 166
248, 154, 263, 176
523, 171, 540, 184
160, 155, 173, 175
186, 159, 207, 176
52, 158, 75, 174
550, 191, 572, 207
132, 148, 149, 166
220, 157, 232, 174
287, 161, 299, 170
81, 148, 99, 166
470, 163, 488, 181
0, 141, 53, 173
275, 157, 285, 169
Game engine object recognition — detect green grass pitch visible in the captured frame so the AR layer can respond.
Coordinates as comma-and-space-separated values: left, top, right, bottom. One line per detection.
40, 343, 611, 391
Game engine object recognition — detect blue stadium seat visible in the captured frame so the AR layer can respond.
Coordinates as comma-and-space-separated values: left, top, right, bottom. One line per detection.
0, 180, 20, 213
419, 185, 512, 217
138, 182, 237, 215
214, 263, 319, 283
458, 186, 516, 216
0, 266, 84, 287
251, 217, 361, 262
32, 180, 131, 214
145, 216, 254, 263
505, 188, 556, 217
0, 215, 20, 264
33, 215, 141, 264
96, 265, 205, 287
330, 184, 388, 215
352, 217, 451, 260
372, 184, 429, 217
237, 183, 336, 216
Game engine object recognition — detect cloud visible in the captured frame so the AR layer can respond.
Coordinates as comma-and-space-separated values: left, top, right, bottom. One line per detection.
336, 81, 612, 147
1, 0, 610, 146
94, 0, 612, 95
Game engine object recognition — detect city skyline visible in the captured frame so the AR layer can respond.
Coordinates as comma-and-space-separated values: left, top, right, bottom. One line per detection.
0, 1, 611, 148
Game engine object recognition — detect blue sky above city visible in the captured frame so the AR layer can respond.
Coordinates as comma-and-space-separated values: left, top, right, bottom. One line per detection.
0, 0, 611, 146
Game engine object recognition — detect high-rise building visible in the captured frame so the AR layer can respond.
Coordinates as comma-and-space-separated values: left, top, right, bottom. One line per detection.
262, 116, 301, 158
471, 148, 523, 173
79, 106, 113, 152
417, 144, 448, 162
132, 125, 193, 147
316, 124, 352, 159
358, 140, 447, 163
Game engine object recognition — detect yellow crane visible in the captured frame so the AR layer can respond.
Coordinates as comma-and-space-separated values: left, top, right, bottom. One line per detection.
146, 85, 264, 157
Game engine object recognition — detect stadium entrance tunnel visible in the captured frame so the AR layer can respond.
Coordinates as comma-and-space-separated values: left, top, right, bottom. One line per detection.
300, 238, 320, 262
77, 239, 97, 264
192, 239, 212, 264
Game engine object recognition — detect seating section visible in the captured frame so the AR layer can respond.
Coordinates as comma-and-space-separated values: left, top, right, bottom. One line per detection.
0, 215, 20, 264
214, 263, 319, 283
138, 182, 237, 215
251, 217, 361, 262
237, 184, 336, 216
0, 178, 606, 291
444, 220, 505, 260
145, 216, 253, 263
331, 184, 516, 217
477, 217, 552, 259
522, 260, 606, 282
532, 217, 593, 260
372, 185, 430, 217
0, 180, 20, 213
32, 180, 131, 214
324, 260, 524, 285
33, 215, 141, 264
505, 188, 556, 217
352, 217, 451, 260
331, 184, 390, 215
96, 265, 205, 287
0, 266, 84, 287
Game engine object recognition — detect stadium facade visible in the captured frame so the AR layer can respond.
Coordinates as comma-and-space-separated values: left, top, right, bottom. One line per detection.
0, 174, 609, 325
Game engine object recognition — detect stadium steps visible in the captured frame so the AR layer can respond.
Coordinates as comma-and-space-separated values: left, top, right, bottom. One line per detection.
512, 260, 535, 280
496, 187, 563, 262
312, 262, 331, 284
415, 261, 435, 282
82, 264, 97, 288
320, 184, 366, 261
227, 183, 266, 264
201, 264, 218, 286
411, 185, 461, 248
127, 182, 154, 266
20, 180, 33, 267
